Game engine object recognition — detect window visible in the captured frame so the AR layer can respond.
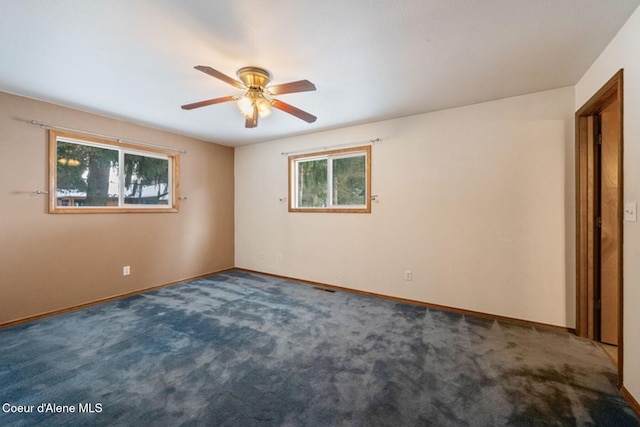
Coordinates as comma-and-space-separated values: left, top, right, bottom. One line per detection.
289, 146, 371, 213
49, 130, 179, 213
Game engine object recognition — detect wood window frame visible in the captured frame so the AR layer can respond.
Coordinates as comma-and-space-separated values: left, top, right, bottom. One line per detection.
288, 145, 372, 213
49, 130, 180, 213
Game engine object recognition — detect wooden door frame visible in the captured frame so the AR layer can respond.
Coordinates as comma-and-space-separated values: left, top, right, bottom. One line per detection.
575, 69, 624, 385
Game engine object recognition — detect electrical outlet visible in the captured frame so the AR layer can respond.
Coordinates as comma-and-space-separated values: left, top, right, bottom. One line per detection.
404, 270, 412, 281
123, 266, 131, 276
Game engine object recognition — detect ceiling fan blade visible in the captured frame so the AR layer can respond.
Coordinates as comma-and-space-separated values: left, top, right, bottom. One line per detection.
194, 65, 245, 90
271, 100, 317, 123
267, 80, 316, 95
245, 106, 259, 128
181, 95, 236, 110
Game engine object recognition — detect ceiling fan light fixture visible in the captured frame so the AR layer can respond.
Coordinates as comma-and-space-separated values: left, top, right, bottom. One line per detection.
237, 92, 272, 119
58, 157, 81, 167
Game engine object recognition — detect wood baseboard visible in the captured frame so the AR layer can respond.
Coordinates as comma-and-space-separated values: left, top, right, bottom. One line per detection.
1, 266, 576, 336
0, 267, 235, 329
621, 386, 640, 417
237, 268, 575, 334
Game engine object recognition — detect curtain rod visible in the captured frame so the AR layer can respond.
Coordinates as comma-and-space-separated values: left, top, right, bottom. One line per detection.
30, 120, 187, 154
281, 138, 380, 156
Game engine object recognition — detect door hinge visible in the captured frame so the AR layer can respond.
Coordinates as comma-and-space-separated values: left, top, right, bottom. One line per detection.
597, 216, 602, 227
598, 133, 603, 145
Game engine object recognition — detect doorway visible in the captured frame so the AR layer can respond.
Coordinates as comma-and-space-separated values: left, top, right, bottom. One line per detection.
575, 69, 623, 385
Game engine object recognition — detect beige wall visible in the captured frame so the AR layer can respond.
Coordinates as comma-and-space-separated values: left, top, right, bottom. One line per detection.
0, 91, 234, 325
575, 4, 640, 405
235, 86, 575, 328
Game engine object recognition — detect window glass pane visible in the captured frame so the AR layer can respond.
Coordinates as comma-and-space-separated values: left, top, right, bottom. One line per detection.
56, 141, 119, 207
123, 153, 170, 205
297, 158, 327, 207
332, 155, 366, 206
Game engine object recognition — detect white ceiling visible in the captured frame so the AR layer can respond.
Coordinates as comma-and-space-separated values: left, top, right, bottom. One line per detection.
1, 0, 638, 147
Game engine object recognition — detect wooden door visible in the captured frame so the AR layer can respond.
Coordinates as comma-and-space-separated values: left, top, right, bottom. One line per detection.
598, 99, 620, 345
576, 69, 623, 385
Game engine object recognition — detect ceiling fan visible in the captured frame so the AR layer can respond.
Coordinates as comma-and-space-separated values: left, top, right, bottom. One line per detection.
181, 65, 317, 128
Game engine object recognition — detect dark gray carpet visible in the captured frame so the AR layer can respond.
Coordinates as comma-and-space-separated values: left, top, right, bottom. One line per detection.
1, 270, 638, 426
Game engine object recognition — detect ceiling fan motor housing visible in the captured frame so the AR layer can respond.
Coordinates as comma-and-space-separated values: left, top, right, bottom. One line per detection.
237, 67, 272, 89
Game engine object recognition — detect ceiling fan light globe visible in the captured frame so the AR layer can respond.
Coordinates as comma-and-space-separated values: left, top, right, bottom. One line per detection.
256, 97, 272, 118
237, 96, 254, 117
258, 109, 271, 119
